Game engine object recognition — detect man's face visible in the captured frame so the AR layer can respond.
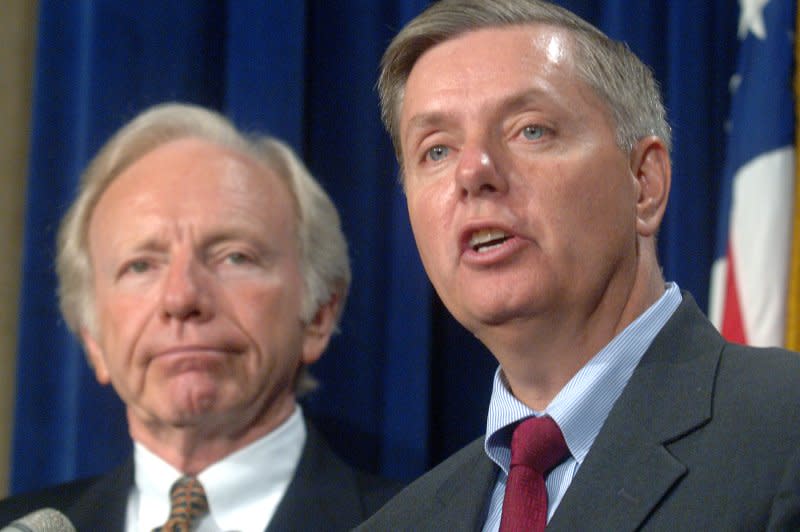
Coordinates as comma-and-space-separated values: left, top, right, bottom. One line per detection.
83, 138, 329, 438
399, 25, 641, 340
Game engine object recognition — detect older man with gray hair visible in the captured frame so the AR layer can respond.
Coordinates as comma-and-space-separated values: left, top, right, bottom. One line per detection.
0, 102, 399, 531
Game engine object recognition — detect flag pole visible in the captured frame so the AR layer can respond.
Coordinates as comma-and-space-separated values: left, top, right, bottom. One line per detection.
788, 0, 800, 351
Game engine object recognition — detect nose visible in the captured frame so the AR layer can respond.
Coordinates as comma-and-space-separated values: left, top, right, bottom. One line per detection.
454, 138, 509, 198
160, 252, 213, 322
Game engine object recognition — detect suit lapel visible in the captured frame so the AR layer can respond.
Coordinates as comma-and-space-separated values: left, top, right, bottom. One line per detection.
549, 294, 723, 531
266, 423, 365, 532
65, 457, 133, 532
428, 438, 498, 531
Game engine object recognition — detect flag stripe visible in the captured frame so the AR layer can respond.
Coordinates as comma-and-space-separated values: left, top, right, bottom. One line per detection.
730, 148, 794, 346
720, 243, 747, 343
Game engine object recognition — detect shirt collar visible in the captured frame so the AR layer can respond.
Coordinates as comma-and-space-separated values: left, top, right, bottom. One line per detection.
133, 405, 306, 532
485, 283, 682, 473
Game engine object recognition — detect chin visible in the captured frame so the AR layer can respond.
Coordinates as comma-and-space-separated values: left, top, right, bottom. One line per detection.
447, 303, 513, 333
468, 311, 521, 331
164, 404, 226, 429
457, 294, 555, 332
167, 384, 224, 416
456, 290, 526, 318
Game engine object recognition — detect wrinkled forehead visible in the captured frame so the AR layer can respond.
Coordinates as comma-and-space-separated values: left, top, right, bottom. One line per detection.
106, 138, 295, 209
399, 23, 618, 141
402, 24, 582, 112
410, 23, 579, 82
86, 138, 302, 248
401, 24, 590, 129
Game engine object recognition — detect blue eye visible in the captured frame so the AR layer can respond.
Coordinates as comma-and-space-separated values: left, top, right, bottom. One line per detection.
427, 145, 449, 162
522, 125, 545, 140
127, 260, 150, 274
226, 252, 250, 265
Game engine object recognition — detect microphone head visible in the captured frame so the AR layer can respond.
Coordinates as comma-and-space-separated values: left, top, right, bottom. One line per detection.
2, 508, 75, 532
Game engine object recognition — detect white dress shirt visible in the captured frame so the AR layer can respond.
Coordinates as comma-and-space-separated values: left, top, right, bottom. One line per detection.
127, 405, 306, 532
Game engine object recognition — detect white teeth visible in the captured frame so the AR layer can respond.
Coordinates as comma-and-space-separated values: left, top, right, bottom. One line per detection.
469, 229, 509, 251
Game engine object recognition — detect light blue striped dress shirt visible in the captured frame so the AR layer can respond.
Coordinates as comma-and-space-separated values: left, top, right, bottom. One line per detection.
481, 283, 682, 531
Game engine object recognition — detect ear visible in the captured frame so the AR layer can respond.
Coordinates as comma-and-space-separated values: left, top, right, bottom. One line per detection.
301, 294, 340, 365
80, 328, 111, 385
630, 136, 671, 237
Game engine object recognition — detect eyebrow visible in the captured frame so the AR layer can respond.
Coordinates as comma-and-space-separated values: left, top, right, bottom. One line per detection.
404, 87, 556, 139
111, 224, 254, 252
404, 111, 458, 139
497, 88, 552, 115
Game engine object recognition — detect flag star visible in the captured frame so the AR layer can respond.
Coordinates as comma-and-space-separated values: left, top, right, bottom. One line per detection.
729, 73, 743, 95
738, 0, 769, 40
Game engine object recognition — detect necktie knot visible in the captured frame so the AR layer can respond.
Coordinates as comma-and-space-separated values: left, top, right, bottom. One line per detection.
153, 475, 209, 532
510, 415, 569, 474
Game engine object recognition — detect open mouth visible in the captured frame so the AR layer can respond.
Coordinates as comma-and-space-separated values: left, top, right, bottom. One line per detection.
469, 228, 511, 253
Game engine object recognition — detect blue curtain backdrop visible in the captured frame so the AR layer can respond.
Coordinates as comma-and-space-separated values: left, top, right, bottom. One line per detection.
13, 0, 740, 493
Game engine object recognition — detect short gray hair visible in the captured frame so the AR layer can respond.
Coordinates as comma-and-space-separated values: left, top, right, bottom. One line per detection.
56, 102, 350, 392
378, 0, 671, 167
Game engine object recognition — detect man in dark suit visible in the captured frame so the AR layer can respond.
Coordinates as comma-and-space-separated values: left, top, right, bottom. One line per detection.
0, 103, 399, 531
360, 0, 800, 530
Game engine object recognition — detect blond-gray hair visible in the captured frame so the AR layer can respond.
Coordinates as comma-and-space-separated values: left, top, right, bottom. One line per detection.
57, 102, 350, 393
378, 0, 671, 169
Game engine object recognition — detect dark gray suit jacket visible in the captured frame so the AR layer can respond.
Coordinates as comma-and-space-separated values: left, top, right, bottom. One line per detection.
358, 294, 800, 531
0, 423, 401, 531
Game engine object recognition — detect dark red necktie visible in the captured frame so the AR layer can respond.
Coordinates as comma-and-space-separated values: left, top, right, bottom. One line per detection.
499, 416, 569, 532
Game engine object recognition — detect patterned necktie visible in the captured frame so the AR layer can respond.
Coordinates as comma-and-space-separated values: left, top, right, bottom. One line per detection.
152, 476, 209, 532
499, 416, 569, 532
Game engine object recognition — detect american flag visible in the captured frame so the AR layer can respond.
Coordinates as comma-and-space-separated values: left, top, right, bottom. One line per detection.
708, 0, 799, 349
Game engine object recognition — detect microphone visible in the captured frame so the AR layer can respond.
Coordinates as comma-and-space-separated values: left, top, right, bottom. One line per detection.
0, 508, 75, 532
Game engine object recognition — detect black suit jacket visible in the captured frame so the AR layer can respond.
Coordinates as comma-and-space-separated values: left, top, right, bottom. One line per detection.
358, 294, 800, 531
0, 423, 401, 531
